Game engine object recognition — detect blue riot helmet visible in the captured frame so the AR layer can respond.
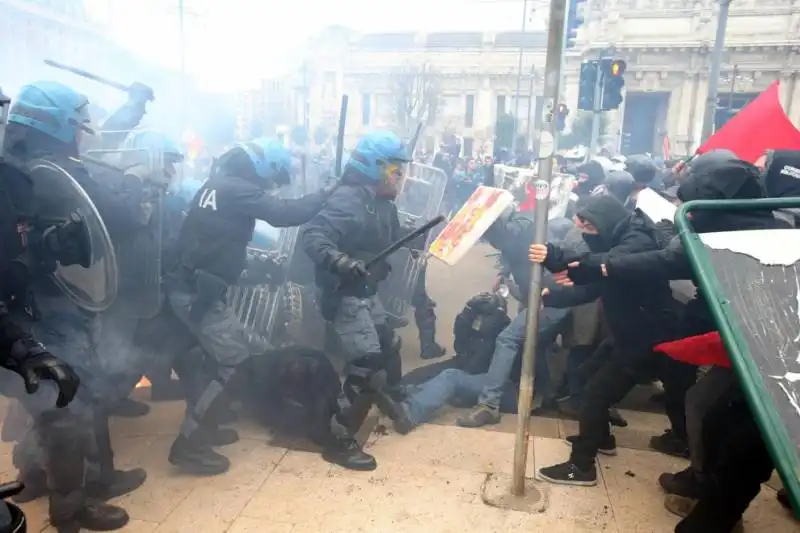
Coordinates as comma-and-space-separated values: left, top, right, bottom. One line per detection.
238, 137, 293, 188
345, 131, 410, 198
8, 81, 93, 147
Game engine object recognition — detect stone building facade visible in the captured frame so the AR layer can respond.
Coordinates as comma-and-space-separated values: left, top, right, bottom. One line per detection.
299, 0, 799, 157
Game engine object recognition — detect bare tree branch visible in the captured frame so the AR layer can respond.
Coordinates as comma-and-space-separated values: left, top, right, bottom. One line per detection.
389, 62, 441, 136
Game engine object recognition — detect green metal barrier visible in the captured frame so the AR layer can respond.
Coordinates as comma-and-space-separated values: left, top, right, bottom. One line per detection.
676, 198, 800, 511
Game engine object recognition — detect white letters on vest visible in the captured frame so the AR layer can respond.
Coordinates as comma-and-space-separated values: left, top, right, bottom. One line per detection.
198, 188, 218, 211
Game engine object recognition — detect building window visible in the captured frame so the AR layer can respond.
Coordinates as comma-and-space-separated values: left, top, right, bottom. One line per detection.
465, 95, 475, 128
362, 93, 371, 125
463, 137, 474, 158
496, 95, 507, 117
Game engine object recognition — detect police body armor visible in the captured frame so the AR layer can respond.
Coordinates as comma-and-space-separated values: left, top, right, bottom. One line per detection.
83, 130, 165, 318
378, 162, 446, 322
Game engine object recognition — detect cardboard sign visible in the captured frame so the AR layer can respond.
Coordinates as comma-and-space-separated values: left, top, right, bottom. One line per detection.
429, 186, 514, 266
637, 188, 677, 223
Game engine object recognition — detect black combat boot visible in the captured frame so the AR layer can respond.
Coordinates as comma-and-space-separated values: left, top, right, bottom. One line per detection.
200, 424, 240, 447
322, 437, 377, 471
415, 303, 445, 360
50, 492, 130, 533
168, 434, 231, 476
86, 468, 147, 501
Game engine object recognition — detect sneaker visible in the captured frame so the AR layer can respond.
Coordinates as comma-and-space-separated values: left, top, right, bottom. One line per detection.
565, 434, 617, 456
537, 461, 597, 487
607, 408, 628, 428
111, 398, 151, 418
168, 435, 231, 476
650, 430, 690, 458
456, 405, 500, 428
86, 468, 147, 501
658, 467, 705, 499
374, 392, 415, 435
664, 494, 697, 518
322, 438, 377, 471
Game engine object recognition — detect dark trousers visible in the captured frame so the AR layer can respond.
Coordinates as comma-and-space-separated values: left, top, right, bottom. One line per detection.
570, 350, 696, 469
677, 399, 774, 532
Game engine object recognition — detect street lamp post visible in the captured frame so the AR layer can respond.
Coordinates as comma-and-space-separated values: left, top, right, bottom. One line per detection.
511, 0, 529, 157
700, 0, 733, 143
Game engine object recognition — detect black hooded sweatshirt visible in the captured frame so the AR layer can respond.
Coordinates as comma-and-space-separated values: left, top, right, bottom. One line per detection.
600, 152, 783, 336
541, 195, 680, 356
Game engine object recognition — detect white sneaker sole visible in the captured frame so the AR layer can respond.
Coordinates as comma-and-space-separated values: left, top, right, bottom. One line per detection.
536, 470, 598, 487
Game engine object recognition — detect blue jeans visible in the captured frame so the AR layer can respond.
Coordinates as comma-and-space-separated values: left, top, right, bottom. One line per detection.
478, 307, 569, 409
404, 369, 486, 425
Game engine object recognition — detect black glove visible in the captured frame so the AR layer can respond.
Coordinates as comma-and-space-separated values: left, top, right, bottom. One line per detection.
128, 82, 155, 103
566, 261, 604, 285
330, 254, 368, 278
10, 341, 80, 408
42, 211, 91, 268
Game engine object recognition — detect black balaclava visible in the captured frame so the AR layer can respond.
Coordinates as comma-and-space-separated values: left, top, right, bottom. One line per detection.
625, 154, 658, 185
597, 170, 636, 205
762, 150, 800, 198
678, 150, 769, 233
575, 195, 630, 252
575, 160, 607, 196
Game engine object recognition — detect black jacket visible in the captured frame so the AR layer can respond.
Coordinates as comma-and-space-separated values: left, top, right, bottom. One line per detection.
604, 154, 784, 336
542, 195, 681, 354
301, 181, 401, 297
176, 172, 329, 285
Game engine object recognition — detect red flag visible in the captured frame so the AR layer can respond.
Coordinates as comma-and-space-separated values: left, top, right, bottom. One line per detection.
697, 81, 800, 163
654, 332, 731, 368
662, 134, 671, 160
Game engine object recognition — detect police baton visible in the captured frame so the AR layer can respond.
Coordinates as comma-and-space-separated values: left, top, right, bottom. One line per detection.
44, 59, 155, 101
334, 95, 349, 177
364, 215, 444, 270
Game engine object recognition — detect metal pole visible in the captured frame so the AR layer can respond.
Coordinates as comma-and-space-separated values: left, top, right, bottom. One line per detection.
700, 0, 732, 143
588, 57, 604, 158
526, 66, 535, 149
511, 0, 529, 157
512, 0, 567, 497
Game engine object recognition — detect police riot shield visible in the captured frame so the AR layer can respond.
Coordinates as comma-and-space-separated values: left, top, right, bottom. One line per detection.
229, 187, 306, 347
379, 162, 447, 321
27, 159, 118, 312
83, 131, 166, 319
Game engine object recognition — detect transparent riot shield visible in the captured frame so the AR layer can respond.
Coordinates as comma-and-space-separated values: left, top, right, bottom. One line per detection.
27, 159, 118, 312
379, 162, 447, 322
229, 185, 307, 347
677, 198, 800, 511
83, 130, 166, 319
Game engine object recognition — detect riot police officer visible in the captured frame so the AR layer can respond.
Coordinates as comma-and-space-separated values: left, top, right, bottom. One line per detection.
302, 131, 411, 471
2, 80, 148, 532
166, 137, 336, 476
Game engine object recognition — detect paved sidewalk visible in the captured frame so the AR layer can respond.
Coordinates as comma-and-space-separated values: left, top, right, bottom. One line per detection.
3, 401, 795, 533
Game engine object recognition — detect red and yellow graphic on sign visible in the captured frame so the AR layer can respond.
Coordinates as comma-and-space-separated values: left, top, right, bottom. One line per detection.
429, 186, 514, 266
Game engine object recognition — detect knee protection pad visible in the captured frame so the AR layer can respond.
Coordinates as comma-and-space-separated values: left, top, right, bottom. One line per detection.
376, 325, 401, 354
344, 357, 387, 402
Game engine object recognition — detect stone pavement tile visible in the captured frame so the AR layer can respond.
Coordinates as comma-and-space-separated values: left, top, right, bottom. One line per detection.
151, 438, 286, 533
109, 401, 186, 438
228, 516, 296, 533
240, 450, 331, 521
532, 437, 617, 531
364, 424, 535, 476
17, 498, 49, 533
741, 487, 799, 532
598, 447, 687, 533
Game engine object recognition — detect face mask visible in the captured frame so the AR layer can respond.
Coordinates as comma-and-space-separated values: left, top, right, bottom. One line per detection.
582, 233, 609, 252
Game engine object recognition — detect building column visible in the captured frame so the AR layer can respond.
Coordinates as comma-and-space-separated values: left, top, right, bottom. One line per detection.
690, 75, 709, 153
785, 72, 800, 127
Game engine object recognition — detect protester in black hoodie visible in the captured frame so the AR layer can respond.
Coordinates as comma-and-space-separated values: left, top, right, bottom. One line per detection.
556, 152, 787, 531
530, 195, 690, 486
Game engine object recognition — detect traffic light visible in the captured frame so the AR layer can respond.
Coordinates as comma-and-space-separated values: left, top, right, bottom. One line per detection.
556, 103, 569, 132
600, 59, 626, 111
565, 0, 586, 49
577, 60, 598, 111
